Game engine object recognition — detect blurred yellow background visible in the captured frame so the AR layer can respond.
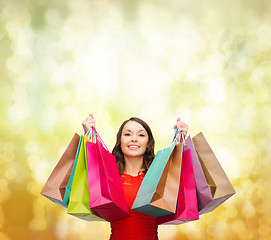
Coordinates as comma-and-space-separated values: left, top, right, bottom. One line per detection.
1, 0, 271, 239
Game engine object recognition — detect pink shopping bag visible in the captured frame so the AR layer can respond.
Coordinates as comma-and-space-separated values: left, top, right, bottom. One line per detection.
184, 136, 213, 215
157, 149, 199, 225
86, 130, 129, 222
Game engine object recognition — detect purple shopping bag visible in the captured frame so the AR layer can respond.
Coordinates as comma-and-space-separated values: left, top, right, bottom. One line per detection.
192, 132, 236, 214
86, 130, 129, 222
184, 136, 213, 215
157, 149, 199, 225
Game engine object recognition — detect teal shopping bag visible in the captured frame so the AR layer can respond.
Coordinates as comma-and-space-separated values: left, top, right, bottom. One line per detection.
131, 130, 183, 217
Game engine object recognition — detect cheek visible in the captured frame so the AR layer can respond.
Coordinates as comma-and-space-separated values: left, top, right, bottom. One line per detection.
142, 138, 149, 149
120, 139, 125, 150
120, 137, 128, 150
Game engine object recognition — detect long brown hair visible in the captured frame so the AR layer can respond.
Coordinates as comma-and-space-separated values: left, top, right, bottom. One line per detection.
112, 117, 155, 175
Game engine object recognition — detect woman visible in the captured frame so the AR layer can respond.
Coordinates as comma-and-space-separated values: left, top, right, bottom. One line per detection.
82, 114, 188, 240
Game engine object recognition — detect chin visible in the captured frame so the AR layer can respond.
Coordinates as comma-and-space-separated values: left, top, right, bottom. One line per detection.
124, 152, 144, 158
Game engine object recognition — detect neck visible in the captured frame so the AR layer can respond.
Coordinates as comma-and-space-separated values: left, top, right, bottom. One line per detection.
123, 156, 143, 176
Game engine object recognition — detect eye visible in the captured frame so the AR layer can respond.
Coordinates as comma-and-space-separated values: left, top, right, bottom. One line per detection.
124, 133, 131, 136
139, 134, 145, 137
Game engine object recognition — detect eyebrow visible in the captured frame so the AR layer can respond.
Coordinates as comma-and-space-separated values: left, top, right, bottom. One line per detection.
123, 129, 146, 133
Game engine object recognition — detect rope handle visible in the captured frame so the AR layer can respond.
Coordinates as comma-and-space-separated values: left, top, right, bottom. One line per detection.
84, 127, 93, 140
93, 128, 109, 151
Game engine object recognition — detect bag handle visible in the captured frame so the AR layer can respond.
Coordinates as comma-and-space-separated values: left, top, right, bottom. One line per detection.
173, 130, 187, 144
93, 128, 109, 151
85, 127, 92, 139
83, 115, 108, 148
84, 115, 96, 142
162, 128, 178, 149
84, 127, 97, 143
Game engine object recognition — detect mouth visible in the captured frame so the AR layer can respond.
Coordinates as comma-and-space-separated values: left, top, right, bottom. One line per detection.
128, 145, 140, 149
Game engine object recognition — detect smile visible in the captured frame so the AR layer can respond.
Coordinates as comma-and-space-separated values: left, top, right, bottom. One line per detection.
128, 145, 140, 149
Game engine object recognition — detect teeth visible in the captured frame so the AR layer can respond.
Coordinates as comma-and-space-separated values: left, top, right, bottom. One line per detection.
128, 146, 139, 149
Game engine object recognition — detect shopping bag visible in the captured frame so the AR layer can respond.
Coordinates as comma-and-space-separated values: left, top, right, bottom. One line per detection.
157, 148, 199, 225
131, 131, 183, 217
63, 135, 83, 205
86, 129, 129, 222
41, 133, 80, 208
192, 132, 236, 214
183, 136, 213, 215
67, 131, 104, 221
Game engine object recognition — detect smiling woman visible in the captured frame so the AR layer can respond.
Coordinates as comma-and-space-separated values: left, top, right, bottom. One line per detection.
113, 117, 154, 177
119, 121, 149, 175
81, 114, 188, 240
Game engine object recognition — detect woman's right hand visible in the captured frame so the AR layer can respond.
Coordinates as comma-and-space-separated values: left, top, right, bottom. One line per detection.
82, 113, 96, 134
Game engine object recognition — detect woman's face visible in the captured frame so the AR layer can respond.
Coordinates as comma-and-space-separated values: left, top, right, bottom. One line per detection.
121, 120, 149, 159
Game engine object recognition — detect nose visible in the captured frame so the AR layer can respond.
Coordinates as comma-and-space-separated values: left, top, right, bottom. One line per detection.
131, 134, 137, 142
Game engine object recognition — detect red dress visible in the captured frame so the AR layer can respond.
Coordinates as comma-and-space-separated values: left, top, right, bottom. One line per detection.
109, 173, 158, 240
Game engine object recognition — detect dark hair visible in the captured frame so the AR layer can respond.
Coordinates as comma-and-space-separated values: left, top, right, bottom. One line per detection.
112, 117, 155, 175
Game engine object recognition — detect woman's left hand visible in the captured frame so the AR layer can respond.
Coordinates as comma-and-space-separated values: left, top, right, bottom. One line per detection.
173, 117, 188, 135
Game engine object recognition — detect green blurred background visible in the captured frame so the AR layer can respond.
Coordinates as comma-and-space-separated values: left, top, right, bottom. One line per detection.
1, 0, 271, 239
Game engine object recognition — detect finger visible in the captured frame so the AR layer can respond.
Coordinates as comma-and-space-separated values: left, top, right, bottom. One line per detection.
173, 123, 178, 129
173, 117, 181, 129
174, 122, 185, 129
87, 120, 95, 126
177, 127, 188, 133
89, 113, 94, 119
177, 121, 188, 128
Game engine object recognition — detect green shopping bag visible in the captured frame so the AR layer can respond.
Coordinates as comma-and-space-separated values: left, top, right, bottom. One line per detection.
67, 130, 105, 221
